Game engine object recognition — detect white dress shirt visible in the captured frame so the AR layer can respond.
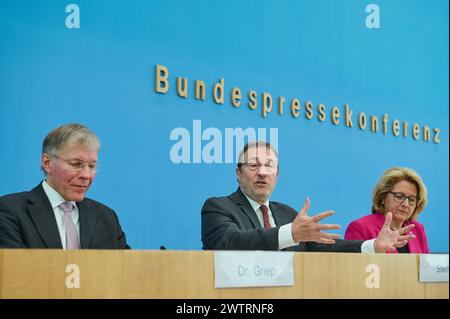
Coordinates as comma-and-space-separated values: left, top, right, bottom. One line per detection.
240, 188, 375, 252
241, 191, 297, 250
42, 180, 80, 250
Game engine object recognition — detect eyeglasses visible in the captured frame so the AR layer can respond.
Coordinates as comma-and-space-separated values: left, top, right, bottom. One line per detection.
240, 161, 278, 173
388, 191, 418, 206
49, 154, 99, 172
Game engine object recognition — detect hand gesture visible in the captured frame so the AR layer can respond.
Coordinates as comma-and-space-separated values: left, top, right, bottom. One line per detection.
374, 212, 415, 253
291, 197, 341, 244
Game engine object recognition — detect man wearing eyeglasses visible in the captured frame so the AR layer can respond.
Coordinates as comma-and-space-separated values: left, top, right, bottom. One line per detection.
201, 141, 415, 253
0, 123, 130, 249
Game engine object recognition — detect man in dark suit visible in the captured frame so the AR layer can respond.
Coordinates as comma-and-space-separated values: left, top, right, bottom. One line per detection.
0, 123, 129, 249
202, 141, 414, 253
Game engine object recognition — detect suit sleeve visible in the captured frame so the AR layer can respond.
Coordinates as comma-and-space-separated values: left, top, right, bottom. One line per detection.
0, 197, 27, 248
111, 209, 131, 249
304, 239, 363, 253
201, 198, 280, 250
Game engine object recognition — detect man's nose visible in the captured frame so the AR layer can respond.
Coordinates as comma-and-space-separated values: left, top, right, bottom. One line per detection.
78, 165, 93, 178
257, 165, 270, 174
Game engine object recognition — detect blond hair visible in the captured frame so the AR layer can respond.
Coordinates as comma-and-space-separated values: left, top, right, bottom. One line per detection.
372, 167, 427, 220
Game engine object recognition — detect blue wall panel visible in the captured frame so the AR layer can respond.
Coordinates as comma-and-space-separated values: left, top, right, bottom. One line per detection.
1, 0, 448, 251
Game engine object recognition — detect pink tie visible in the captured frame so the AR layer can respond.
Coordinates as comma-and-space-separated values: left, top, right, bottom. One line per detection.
60, 202, 80, 249
260, 205, 271, 229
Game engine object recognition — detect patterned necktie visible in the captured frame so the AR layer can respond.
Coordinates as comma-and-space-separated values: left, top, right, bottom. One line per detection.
60, 201, 80, 249
260, 204, 271, 229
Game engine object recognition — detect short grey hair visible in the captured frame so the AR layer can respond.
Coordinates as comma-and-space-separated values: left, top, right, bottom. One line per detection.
237, 141, 278, 167
42, 123, 100, 156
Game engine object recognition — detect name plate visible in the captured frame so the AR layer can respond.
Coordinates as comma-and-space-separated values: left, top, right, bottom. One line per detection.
419, 254, 449, 282
214, 251, 294, 288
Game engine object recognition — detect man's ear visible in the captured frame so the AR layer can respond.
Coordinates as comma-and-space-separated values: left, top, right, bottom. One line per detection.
236, 166, 241, 183
41, 153, 52, 175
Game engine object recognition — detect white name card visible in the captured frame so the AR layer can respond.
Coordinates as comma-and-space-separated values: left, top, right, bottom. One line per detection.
419, 254, 449, 282
214, 251, 294, 288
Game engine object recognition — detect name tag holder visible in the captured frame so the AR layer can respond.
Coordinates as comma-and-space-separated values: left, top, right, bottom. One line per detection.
214, 251, 294, 288
419, 254, 449, 283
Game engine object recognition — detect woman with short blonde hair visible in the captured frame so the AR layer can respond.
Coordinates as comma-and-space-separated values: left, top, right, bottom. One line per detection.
345, 167, 430, 253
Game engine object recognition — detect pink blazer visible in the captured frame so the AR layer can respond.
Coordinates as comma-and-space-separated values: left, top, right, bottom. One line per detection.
344, 213, 430, 253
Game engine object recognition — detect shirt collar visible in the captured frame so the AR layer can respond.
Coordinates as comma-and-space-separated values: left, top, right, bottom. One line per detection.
42, 180, 76, 209
240, 187, 270, 212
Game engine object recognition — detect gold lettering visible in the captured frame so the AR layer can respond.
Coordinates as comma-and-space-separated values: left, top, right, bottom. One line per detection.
262, 93, 272, 118
155, 64, 169, 93
392, 120, 400, 136
331, 107, 340, 125
358, 112, 366, 130
403, 121, 408, 137
278, 96, 285, 115
231, 87, 241, 107
305, 101, 313, 120
382, 114, 388, 134
345, 104, 353, 127
371, 115, 379, 132
423, 126, 430, 142
195, 80, 206, 100
177, 77, 188, 98
412, 124, 420, 140
434, 128, 441, 144
291, 98, 300, 118
248, 90, 257, 110
213, 78, 224, 104
318, 104, 326, 122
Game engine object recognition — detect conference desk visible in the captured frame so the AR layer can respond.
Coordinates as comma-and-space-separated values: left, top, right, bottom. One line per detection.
0, 249, 447, 298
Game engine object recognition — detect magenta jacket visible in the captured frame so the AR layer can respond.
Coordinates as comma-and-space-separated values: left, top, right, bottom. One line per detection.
344, 213, 430, 253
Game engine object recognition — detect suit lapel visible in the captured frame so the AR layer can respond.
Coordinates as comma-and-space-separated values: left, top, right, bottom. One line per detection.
269, 202, 281, 226
78, 200, 97, 249
29, 184, 63, 248
269, 202, 291, 227
229, 188, 261, 229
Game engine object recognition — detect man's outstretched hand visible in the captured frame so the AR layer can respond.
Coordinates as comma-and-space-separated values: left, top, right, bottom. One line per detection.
374, 212, 415, 253
291, 197, 341, 244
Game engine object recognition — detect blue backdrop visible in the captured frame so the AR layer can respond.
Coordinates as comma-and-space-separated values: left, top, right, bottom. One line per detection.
1, 0, 448, 252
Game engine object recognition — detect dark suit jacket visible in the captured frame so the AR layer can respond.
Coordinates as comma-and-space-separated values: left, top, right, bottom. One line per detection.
201, 188, 363, 252
0, 183, 130, 249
